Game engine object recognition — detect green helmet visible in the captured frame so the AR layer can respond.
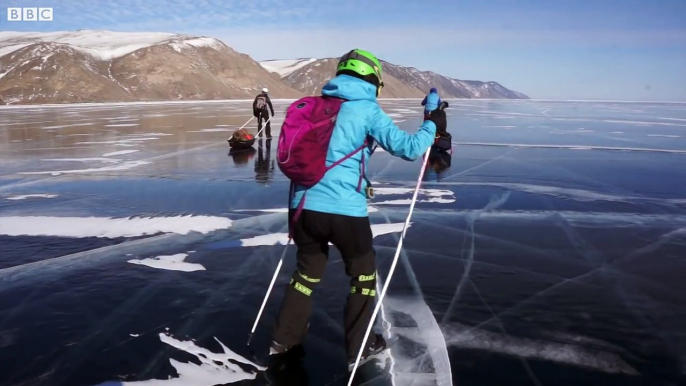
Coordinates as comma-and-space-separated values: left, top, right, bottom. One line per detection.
336, 49, 383, 85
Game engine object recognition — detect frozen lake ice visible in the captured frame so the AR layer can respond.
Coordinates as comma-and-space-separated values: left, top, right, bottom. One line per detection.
1, 99, 685, 385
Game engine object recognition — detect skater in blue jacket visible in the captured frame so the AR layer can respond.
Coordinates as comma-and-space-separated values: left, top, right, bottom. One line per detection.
268, 49, 447, 373
421, 87, 442, 117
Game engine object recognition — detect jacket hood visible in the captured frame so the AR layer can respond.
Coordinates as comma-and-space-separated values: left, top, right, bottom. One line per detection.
430, 87, 438, 93
322, 74, 377, 102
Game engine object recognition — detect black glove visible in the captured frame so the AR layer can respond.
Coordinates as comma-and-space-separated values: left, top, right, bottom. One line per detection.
426, 107, 447, 134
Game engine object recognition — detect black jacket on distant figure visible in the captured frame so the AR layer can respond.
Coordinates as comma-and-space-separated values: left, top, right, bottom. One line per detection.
253, 92, 274, 138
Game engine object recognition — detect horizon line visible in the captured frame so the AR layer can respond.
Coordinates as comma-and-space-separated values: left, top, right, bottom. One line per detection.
2, 98, 685, 110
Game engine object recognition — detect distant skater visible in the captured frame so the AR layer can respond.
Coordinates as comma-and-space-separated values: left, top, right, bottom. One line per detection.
253, 88, 275, 138
421, 87, 442, 118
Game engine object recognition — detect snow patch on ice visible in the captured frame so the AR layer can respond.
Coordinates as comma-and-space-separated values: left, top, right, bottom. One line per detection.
130, 333, 140, 337
452, 142, 686, 154
41, 157, 122, 164
75, 137, 161, 147
233, 208, 290, 213
234, 206, 379, 213
219, 222, 409, 248
602, 119, 686, 127
373, 187, 456, 204
188, 128, 233, 133
648, 134, 680, 138
105, 123, 140, 127
132, 133, 173, 137
19, 160, 149, 175
97, 332, 263, 385
0, 215, 233, 238
6, 194, 58, 200
375, 197, 454, 205
42, 122, 93, 129
103, 150, 140, 157
434, 181, 686, 208
128, 253, 205, 272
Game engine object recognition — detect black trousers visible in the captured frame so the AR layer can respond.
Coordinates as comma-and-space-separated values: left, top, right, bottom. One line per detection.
272, 209, 379, 360
257, 110, 271, 138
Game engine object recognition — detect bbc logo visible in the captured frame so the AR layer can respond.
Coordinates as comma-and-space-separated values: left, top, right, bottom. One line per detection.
7, 7, 54, 21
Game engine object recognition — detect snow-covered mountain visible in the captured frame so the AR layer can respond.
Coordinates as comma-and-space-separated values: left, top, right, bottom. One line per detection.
0, 30, 528, 105
259, 58, 318, 78
260, 58, 529, 99
0, 30, 301, 104
266, 58, 424, 98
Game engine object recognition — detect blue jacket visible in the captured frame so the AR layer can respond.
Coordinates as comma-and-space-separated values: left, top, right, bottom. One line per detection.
290, 74, 437, 217
421, 88, 441, 112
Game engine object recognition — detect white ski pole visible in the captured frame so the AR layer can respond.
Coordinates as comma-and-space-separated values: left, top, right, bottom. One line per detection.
255, 115, 273, 138
348, 102, 446, 383
238, 116, 255, 130
347, 146, 430, 383
247, 237, 291, 346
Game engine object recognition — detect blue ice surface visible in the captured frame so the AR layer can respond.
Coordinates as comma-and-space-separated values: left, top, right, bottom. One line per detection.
0, 100, 685, 386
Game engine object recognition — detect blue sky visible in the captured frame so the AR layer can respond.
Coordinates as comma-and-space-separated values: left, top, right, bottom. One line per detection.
1, 0, 685, 101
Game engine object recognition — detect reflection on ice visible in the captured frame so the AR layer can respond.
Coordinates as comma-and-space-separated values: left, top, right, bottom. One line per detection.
378, 296, 454, 385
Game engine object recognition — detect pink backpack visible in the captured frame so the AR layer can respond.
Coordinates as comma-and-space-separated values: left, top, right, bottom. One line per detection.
277, 96, 369, 236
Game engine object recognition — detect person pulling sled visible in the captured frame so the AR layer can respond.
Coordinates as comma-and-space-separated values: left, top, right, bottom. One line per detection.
254, 88, 275, 138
